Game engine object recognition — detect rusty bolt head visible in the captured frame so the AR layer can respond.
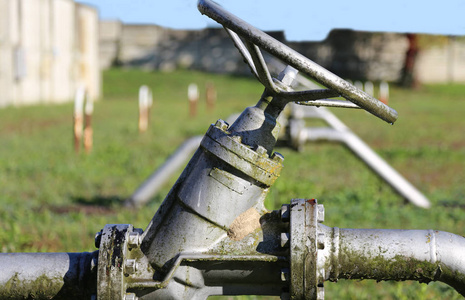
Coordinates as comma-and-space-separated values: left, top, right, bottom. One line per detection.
94, 230, 102, 249
271, 152, 284, 163
281, 204, 290, 222
280, 232, 290, 248
128, 232, 141, 249
125, 259, 138, 275
317, 204, 325, 223
214, 119, 229, 131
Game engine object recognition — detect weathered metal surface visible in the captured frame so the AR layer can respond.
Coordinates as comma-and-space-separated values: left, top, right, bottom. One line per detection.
97, 224, 132, 299
288, 199, 324, 300
3, 2, 465, 300
0, 251, 97, 299
198, 0, 398, 124
316, 226, 465, 297
140, 114, 285, 269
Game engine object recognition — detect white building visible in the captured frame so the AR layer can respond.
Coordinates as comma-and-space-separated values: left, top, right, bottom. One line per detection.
0, 0, 100, 107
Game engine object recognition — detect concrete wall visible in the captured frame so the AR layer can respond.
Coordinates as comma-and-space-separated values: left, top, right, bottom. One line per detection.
100, 22, 465, 84
0, 0, 100, 107
416, 37, 465, 83
99, 20, 122, 69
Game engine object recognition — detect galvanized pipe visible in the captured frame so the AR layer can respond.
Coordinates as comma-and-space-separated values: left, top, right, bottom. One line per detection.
318, 225, 465, 296
125, 135, 203, 207
295, 107, 431, 208
198, 0, 398, 124
0, 251, 98, 299
283, 66, 431, 208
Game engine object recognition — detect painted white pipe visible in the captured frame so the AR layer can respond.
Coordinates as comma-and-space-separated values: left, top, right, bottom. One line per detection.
125, 135, 204, 207
298, 107, 430, 208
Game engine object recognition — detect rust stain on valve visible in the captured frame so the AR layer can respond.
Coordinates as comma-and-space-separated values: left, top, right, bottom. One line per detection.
227, 208, 261, 241
306, 199, 316, 205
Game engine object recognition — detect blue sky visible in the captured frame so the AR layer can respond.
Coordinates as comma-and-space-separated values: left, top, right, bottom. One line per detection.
77, 0, 465, 41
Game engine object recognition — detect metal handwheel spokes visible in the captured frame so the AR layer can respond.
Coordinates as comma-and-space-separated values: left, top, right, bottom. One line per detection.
198, 0, 398, 124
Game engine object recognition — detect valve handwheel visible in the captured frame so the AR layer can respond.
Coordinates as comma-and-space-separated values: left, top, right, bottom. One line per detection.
198, 0, 398, 124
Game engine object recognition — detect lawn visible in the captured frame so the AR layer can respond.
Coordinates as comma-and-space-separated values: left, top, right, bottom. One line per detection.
0, 69, 464, 299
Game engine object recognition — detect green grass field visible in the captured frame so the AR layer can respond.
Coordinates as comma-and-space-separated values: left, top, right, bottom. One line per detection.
1, 69, 464, 299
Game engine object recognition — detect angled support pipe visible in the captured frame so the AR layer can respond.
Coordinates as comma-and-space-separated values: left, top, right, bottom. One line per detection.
289, 105, 431, 208
124, 136, 203, 207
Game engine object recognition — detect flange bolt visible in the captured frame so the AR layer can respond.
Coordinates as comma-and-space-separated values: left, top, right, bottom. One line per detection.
125, 293, 138, 300
128, 231, 141, 249
317, 204, 325, 223
281, 204, 290, 222
94, 230, 102, 249
281, 232, 290, 248
214, 119, 229, 131
125, 259, 138, 275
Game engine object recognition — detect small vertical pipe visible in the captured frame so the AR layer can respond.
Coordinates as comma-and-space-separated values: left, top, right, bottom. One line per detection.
188, 83, 199, 117
205, 81, 216, 112
354, 80, 363, 91
138, 85, 149, 133
83, 93, 93, 153
379, 81, 389, 105
447, 36, 456, 83
74, 86, 85, 153
364, 81, 373, 97
147, 87, 153, 126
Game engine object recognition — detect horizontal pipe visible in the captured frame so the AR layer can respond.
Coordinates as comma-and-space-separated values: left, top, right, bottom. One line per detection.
0, 251, 97, 300
321, 226, 465, 296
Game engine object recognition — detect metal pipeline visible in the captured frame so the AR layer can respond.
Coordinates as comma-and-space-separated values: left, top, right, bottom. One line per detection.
296, 119, 431, 208
318, 226, 465, 296
0, 251, 98, 299
125, 135, 203, 207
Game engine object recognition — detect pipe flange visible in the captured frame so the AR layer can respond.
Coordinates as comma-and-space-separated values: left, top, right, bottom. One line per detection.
202, 123, 283, 186
289, 198, 323, 299
97, 224, 134, 300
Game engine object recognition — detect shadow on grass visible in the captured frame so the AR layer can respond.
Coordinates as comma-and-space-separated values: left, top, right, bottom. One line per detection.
72, 195, 124, 207
42, 196, 127, 216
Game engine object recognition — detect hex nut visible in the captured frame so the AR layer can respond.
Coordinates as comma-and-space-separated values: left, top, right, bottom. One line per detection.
94, 230, 102, 249
317, 232, 325, 250
125, 259, 138, 275
255, 145, 267, 156
214, 119, 229, 131
317, 204, 325, 223
231, 135, 242, 143
271, 152, 284, 163
128, 232, 141, 249
280, 232, 290, 248
281, 204, 290, 222
280, 269, 290, 282
125, 293, 138, 300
